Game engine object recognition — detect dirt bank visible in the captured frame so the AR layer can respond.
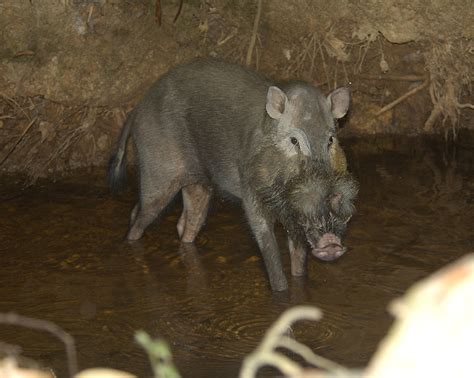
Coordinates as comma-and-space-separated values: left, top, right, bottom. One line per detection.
0, 0, 472, 181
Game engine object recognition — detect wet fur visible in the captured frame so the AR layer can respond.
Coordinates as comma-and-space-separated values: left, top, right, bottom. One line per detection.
248, 153, 358, 248
108, 59, 358, 291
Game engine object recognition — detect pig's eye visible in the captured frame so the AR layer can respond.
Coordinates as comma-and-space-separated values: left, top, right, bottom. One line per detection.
290, 137, 299, 146
328, 136, 334, 147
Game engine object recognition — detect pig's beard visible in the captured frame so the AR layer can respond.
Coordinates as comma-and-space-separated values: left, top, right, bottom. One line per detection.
247, 148, 357, 259
252, 165, 352, 261
252, 171, 325, 246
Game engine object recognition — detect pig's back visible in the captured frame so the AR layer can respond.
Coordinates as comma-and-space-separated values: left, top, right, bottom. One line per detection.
160, 59, 271, 196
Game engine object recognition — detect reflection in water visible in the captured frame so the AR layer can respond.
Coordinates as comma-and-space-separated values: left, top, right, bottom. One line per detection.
178, 243, 208, 296
0, 135, 473, 377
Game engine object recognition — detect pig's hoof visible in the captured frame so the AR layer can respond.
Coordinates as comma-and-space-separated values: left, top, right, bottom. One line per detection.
176, 219, 185, 239
126, 229, 143, 241
180, 235, 196, 243
271, 278, 289, 292
291, 269, 306, 277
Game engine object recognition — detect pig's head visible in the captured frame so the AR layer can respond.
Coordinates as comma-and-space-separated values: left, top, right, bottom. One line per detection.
249, 81, 357, 261
264, 82, 350, 173
286, 169, 358, 261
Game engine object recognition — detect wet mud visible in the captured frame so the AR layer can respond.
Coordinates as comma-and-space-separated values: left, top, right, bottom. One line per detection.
1, 135, 473, 377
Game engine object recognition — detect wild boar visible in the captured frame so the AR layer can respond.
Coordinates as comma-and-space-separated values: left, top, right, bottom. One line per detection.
108, 59, 358, 291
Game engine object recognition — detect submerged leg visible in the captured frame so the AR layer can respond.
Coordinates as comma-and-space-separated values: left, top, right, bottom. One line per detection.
177, 184, 212, 243
243, 196, 288, 292
288, 237, 307, 277
130, 203, 139, 225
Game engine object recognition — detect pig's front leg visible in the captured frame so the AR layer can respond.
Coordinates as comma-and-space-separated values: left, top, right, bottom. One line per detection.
288, 237, 307, 277
243, 198, 288, 292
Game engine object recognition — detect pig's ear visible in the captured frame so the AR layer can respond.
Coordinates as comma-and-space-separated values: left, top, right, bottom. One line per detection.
266, 86, 288, 120
327, 87, 350, 119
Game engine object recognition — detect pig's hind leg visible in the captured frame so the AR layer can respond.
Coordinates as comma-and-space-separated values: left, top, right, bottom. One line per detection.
127, 108, 193, 241
177, 184, 212, 243
126, 175, 184, 241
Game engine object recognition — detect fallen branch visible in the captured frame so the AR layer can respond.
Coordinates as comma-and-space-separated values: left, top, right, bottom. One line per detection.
376, 80, 429, 116
0, 312, 78, 377
239, 306, 350, 378
246, 0, 263, 67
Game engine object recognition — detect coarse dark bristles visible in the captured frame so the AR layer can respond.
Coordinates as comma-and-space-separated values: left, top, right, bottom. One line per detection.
253, 162, 358, 245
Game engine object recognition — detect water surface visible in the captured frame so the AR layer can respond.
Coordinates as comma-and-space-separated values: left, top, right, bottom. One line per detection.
1, 135, 473, 377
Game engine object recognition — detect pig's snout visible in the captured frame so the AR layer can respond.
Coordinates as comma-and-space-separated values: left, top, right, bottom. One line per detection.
310, 233, 346, 261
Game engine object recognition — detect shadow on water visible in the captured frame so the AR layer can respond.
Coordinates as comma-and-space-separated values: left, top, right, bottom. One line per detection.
1, 134, 473, 377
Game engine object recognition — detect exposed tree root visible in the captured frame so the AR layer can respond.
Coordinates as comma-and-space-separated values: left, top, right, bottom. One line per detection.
423, 41, 473, 136
376, 80, 429, 116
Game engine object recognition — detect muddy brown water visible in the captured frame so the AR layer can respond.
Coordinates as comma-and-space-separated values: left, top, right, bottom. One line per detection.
1, 135, 473, 377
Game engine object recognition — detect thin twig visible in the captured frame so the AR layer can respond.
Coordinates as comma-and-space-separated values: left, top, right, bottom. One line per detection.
309, 33, 317, 77
289, 40, 309, 76
318, 39, 331, 89
217, 32, 236, 46
278, 336, 349, 373
0, 93, 31, 121
342, 62, 349, 85
356, 42, 370, 73
359, 74, 426, 82
298, 33, 315, 76
87, 4, 94, 23
173, 0, 184, 24
256, 44, 260, 71
155, 0, 162, 25
376, 80, 429, 116
0, 312, 78, 377
22, 107, 83, 176
12, 50, 35, 58
0, 117, 36, 166
43, 120, 87, 169
246, 0, 263, 67
245, 352, 301, 377
457, 102, 474, 110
